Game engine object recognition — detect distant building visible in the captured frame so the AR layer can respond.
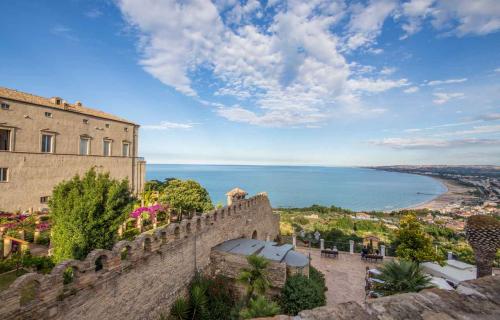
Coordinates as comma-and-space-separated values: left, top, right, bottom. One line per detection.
0, 87, 145, 212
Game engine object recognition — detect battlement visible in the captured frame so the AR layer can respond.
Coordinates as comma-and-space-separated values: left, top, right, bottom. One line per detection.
0, 193, 279, 320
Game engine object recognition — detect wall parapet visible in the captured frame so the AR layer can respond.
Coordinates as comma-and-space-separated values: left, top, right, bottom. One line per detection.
0, 193, 279, 320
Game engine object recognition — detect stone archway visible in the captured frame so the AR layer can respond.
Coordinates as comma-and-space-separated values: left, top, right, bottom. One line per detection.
252, 230, 258, 239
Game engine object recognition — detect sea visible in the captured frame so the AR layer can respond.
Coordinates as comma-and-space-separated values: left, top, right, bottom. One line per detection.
146, 164, 447, 212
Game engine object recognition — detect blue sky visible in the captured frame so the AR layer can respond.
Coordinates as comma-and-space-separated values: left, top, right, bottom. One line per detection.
1, 0, 499, 165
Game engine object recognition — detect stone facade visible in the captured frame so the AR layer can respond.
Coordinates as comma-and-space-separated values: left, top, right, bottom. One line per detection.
266, 275, 500, 320
0, 193, 280, 320
0, 87, 145, 212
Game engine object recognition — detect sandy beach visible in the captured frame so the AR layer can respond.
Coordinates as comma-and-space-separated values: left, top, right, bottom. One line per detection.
411, 177, 478, 211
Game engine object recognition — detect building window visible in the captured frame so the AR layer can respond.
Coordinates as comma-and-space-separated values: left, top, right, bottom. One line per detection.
122, 142, 130, 157
45, 112, 53, 118
105, 124, 110, 128
0, 129, 11, 151
40, 196, 50, 204
80, 137, 90, 155
124, 127, 128, 132
41, 134, 54, 153
1, 103, 10, 110
83, 119, 89, 124
0, 168, 8, 182
103, 139, 112, 156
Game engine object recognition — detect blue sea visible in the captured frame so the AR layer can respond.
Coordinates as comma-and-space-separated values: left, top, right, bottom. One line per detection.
146, 164, 447, 212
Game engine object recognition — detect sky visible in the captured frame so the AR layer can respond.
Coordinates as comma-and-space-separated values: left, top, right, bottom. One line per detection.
1, 0, 499, 166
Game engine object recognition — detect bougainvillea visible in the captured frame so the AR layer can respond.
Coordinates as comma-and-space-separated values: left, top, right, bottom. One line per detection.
129, 204, 168, 220
36, 222, 51, 232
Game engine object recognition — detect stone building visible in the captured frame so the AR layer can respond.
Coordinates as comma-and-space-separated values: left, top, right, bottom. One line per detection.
0, 87, 145, 212
210, 238, 309, 296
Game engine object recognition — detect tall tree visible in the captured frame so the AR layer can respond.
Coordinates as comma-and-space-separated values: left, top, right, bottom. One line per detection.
394, 214, 443, 264
160, 179, 214, 215
49, 169, 134, 262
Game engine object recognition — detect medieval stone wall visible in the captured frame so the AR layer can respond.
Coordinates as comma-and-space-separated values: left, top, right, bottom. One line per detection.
0, 193, 280, 320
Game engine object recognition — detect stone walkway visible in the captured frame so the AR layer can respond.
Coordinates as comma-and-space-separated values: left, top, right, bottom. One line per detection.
297, 248, 388, 306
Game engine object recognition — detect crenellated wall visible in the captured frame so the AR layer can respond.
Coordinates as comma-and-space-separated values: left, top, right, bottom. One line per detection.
0, 193, 280, 320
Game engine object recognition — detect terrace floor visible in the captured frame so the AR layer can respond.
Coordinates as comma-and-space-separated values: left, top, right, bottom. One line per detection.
297, 248, 390, 306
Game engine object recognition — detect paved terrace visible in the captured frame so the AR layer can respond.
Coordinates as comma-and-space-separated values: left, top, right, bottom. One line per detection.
297, 248, 391, 306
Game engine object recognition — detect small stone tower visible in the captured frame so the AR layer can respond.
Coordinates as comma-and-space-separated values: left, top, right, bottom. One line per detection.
465, 215, 500, 278
226, 188, 248, 206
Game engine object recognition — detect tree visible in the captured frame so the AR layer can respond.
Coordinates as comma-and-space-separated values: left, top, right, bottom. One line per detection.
239, 296, 280, 319
160, 179, 214, 216
237, 255, 270, 304
49, 169, 134, 262
394, 214, 443, 264
372, 260, 433, 296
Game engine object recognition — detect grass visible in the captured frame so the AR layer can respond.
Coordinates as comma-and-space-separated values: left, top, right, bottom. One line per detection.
0, 269, 28, 291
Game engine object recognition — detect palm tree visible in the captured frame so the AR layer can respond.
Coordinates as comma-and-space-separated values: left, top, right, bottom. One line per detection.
372, 260, 433, 296
237, 255, 271, 304
239, 296, 281, 319
465, 215, 500, 278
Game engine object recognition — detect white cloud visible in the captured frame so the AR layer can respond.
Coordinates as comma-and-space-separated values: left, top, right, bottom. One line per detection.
86, 8, 103, 18
346, 0, 397, 50
380, 67, 396, 75
142, 121, 196, 130
478, 113, 500, 121
432, 92, 464, 104
399, 0, 435, 38
348, 78, 409, 93
404, 86, 419, 93
116, 0, 496, 128
495, 67, 500, 73
117, 0, 403, 127
399, 0, 500, 38
371, 137, 500, 149
50, 25, 79, 41
426, 78, 467, 86
447, 124, 500, 136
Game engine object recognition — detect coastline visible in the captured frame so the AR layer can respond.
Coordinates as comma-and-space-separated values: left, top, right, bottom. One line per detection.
408, 176, 477, 211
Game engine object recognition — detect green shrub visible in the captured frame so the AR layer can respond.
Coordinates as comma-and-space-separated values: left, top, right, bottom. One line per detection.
120, 228, 140, 241
280, 273, 326, 315
309, 266, 326, 291
0, 258, 17, 273
23, 255, 55, 274
35, 231, 51, 246
169, 297, 189, 320
239, 296, 280, 319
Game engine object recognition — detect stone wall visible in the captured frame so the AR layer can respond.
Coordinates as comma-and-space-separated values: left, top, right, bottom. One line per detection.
0, 193, 280, 320
270, 275, 500, 320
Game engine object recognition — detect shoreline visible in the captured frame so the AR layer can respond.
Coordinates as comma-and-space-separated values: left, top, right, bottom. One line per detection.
406, 176, 477, 211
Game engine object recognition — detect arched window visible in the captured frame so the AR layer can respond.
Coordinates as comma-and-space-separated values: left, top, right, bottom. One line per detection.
20, 280, 40, 306
95, 255, 108, 272
252, 230, 258, 239
144, 238, 152, 252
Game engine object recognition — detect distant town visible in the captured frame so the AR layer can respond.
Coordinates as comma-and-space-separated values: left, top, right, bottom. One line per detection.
369, 165, 500, 232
